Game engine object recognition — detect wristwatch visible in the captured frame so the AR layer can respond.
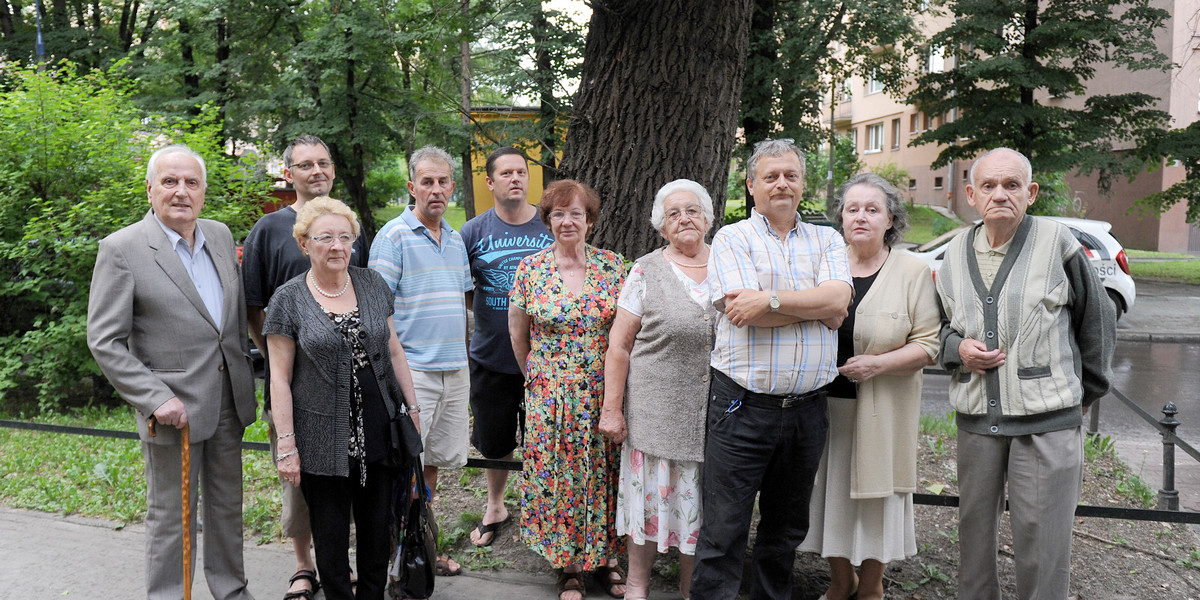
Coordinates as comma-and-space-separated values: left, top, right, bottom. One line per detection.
768, 290, 780, 312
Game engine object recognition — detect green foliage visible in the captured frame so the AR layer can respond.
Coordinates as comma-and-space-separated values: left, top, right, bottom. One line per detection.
919, 411, 958, 437
0, 61, 269, 410
909, 0, 1172, 191
932, 216, 958, 237
1028, 171, 1080, 217
1136, 122, 1200, 225
0, 405, 283, 538
1084, 434, 1117, 461
804, 135, 864, 209
741, 0, 926, 155
868, 162, 911, 196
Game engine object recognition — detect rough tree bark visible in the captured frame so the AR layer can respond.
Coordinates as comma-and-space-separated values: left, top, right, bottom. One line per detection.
558, 0, 753, 260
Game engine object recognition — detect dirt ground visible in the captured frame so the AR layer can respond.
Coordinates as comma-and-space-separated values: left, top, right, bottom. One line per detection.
431, 430, 1200, 599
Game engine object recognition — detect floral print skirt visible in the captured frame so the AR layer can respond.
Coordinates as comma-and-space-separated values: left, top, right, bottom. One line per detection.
616, 444, 703, 554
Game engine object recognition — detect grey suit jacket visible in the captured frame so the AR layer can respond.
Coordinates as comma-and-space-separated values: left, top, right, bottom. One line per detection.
87, 211, 257, 445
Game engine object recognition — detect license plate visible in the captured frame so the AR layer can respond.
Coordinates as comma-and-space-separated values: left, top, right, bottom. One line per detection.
1093, 261, 1117, 280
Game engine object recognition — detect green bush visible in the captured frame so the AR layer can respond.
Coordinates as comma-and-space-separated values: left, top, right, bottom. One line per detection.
0, 61, 269, 412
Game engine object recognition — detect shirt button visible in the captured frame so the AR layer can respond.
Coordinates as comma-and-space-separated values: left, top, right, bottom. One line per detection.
990, 425, 999, 433
702, 374, 709, 382
218, 364, 225, 371
986, 331, 995, 339
986, 296, 994, 304
989, 399, 997, 407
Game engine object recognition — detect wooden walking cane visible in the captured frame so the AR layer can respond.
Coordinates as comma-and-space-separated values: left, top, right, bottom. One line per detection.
147, 416, 193, 600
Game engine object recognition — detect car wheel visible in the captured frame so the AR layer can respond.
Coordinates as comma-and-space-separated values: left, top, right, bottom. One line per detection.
1107, 289, 1124, 321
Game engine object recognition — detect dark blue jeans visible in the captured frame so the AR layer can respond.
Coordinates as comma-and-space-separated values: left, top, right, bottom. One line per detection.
690, 371, 829, 600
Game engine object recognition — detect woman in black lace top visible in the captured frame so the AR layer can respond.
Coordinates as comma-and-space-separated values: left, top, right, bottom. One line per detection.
264, 197, 420, 600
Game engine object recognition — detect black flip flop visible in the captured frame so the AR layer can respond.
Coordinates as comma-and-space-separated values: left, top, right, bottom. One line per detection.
471, 514, 513, 547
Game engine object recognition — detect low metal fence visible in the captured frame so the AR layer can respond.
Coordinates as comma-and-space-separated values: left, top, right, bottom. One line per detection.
3, 381, 1199, 524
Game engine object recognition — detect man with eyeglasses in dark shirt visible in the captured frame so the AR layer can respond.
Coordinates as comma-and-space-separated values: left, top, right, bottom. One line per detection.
242, 135, 369, 599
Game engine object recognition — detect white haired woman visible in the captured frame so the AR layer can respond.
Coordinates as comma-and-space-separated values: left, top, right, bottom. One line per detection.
599, 179, 718, 600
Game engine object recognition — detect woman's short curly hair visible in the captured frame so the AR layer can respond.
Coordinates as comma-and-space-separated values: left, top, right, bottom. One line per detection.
831, 173, 909, 248
539, 179, 601, 228
293, 196, 361, 247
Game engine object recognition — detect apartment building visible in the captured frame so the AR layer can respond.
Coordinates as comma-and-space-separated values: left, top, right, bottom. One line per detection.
834, 0, 1200, 251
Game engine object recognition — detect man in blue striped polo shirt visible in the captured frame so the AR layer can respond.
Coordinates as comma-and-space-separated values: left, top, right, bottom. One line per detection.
369, 145, 473, 577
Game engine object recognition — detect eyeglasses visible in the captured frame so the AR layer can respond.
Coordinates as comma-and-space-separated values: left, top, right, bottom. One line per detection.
665, 206, 704, 222
549, 210, 587, 223
308, 233, 357, 246
291, 160, 334, 172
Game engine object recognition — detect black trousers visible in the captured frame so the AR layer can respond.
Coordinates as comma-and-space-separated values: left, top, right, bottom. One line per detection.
301, 460, 396, 600
690, 371, 829, 600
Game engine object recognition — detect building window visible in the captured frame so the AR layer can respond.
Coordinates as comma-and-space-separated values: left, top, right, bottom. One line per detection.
891, 119, 901, 150
867, 73, 884, 95
865, 123, 884, 153
963, 169, 969, 181
910, 113, 920, 134
908, 178, 917, 190
923, 113, 932, 131
926, 46, 945, 73
934, 176, 944, 189
847, 128, 858, 152
840, 80, 853, 102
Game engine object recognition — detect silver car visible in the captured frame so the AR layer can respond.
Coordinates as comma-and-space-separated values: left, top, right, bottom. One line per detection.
908, 217, 1136, 319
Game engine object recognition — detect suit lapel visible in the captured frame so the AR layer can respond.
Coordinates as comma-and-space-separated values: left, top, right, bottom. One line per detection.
143, 212, 219, 332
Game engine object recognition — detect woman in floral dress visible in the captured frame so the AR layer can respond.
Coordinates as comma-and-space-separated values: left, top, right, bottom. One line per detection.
508, 179, 627, 600
598, 179, 716, 600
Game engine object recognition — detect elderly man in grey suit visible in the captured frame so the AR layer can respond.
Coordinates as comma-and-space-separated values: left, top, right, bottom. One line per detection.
88, 144, 258, 600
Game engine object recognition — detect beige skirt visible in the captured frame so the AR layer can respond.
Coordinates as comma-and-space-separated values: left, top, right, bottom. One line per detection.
798, 396, 917, 565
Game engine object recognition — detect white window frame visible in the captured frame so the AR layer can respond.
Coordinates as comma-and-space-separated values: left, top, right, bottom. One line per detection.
865, 123, 884, 153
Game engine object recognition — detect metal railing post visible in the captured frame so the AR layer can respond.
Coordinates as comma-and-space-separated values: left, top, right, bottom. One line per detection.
1159, 402, 1180, 511
1087, 399, 1100, 438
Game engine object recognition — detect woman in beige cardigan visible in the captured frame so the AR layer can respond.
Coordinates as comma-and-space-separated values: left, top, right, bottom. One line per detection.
799, 173, 941, 600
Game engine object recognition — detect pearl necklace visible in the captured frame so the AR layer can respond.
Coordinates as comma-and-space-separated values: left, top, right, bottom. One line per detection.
665, 246, 709, 269
309, 271, 350, 298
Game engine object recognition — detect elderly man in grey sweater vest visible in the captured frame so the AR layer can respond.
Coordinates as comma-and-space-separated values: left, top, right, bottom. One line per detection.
936, 147, 1116, 600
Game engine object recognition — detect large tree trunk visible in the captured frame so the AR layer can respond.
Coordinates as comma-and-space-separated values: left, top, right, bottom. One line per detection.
559, 0, 753, 259
0, 1, 15, 38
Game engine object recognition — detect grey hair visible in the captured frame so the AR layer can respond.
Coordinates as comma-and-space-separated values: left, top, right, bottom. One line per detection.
968, 147, 1033, 187
283, 135, 332, 168
649, 179, 716, 232
408, 145, 456, 180
146, 144, 207, 189
746, 138, 805, 181
832, 172, 909, 248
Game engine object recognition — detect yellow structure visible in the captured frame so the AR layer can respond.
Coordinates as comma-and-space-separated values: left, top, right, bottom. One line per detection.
468, 106, 557, 215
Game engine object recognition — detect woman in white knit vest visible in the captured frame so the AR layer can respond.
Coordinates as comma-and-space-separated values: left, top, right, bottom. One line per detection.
798, 173, 941, 600
599, 179, 717, 600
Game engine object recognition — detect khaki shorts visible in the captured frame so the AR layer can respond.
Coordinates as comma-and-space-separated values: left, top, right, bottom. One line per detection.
265, 408, 311, 539
410, 368, 470, 469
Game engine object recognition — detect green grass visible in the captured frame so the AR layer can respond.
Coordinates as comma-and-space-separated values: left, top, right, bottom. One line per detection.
375, 202, 467, 230
1126, 249, 1196, 260
1130, 259, 1200, 285
905, 204, 961, 245
0, 405, 284, 541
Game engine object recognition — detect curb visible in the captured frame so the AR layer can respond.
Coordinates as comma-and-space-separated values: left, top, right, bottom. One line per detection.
1117, 332, 1200, 344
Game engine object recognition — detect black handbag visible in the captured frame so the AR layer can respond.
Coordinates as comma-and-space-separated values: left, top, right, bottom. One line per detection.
389, 465, 438, 599
388, 411, 423, 466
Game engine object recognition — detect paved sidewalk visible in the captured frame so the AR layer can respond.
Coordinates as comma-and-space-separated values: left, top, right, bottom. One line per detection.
0, 505, 672, 599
